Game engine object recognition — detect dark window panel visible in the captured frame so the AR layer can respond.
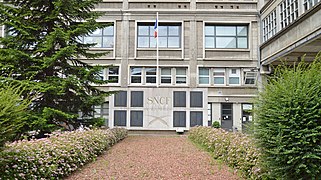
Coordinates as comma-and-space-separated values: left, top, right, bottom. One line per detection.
173, 111, 186, 127
131, 91, 144, 107
114, 91, 127, 107
190, 91, 203, 108
190, 111, 203, 127
114, 110, 126, 126
130, 111, 143, 127
173, 91, 186, 107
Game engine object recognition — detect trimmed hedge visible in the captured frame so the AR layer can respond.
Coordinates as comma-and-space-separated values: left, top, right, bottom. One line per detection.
189, 126, 262, 179
0, 128, 127, 179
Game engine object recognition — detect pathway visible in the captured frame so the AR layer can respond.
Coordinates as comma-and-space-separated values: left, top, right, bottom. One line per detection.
66, 135, 240, 180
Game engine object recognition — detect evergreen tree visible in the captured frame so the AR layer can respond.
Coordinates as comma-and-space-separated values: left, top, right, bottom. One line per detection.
0, 0, 112, 133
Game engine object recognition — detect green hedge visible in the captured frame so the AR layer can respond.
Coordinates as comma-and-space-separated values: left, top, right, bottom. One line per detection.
253, 57, 321, 179
189, 127, 262, 179
0, 128, 127, 179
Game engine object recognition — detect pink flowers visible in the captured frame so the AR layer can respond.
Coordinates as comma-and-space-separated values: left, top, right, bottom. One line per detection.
1, 128, 127, 179
189, 127, 262, 179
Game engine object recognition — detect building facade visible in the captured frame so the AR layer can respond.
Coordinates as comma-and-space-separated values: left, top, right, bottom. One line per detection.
259, 0, 321, 70
2, 0, 319, 132
83, 0, 260, 132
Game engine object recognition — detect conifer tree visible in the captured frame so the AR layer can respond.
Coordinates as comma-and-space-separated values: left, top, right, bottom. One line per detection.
0, 0, 112, 132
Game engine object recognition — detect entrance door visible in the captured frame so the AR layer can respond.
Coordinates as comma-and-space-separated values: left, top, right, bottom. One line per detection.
242, 103, 253, 133
221, 103, 233, 131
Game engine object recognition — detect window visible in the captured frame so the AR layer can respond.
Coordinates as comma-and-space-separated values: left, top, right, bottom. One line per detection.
81, 24, 114, 48
137, 23, 156, 48
130, 67, 142, 83
244, 72, 257, 85
145, 68, 156, 84
176, 68, 187, 84
107, 66, 119, 83
161, 68, 171, 84
190, 111, 203, 127
93, 102, 109, 121
137, 22, 181, 48
130, 67, 187, 85
303, 0, 320, 11
263, 9, 277, 42
280, 0, 299, 29
114, 110, 126, 126
97, 69, 105, 80
207, 103, 212, 126
131, 91, 144, 107
190, 91, 203, 108
130, 111, 143, 127
229, 68, 240, 85
213, 68, 225, 85
199, 68, 210, 84
173, 111, 186, 127
205, 25, 248, 49
174, 91, 186, 107
114, 91, 127, 107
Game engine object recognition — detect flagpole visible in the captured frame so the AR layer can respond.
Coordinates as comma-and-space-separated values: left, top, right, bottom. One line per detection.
156, 12, 159, 88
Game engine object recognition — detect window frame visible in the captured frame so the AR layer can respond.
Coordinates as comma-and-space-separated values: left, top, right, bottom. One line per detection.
243, 71, 258, 85
204, 24, 249, 49
136, 21, 182, 49
80, 22, 115, 49
145, 67, 157, 84
279, 0, 299, 29
130, 67, 143, 84
198, 67, 210, 85
228, 68, 241, 85
263, 9, 277, 42
107, 66, 120, 84
129, 66, 188, 86
175, 67, 187, 84
213, 68, 226, 85
303, 0, 320, 11
160, 67, 172, 84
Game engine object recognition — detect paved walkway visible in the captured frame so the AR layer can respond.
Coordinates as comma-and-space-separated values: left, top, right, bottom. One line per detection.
66, 135, 241, 180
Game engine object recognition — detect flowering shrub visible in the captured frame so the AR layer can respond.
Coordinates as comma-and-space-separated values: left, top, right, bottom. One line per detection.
189, 127, 262, 179
0, 128, 127, 179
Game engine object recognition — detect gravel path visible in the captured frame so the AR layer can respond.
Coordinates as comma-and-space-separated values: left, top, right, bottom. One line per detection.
66, 135, 241, 180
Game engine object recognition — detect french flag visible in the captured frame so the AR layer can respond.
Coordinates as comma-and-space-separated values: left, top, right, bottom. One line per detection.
154, 18, 158, 38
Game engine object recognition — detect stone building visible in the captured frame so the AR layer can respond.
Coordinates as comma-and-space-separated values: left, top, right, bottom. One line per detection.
1, 0, 320, 132
84, 0, 260, 132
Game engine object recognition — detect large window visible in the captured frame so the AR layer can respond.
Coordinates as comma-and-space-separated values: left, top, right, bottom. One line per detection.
137, 22, 181, 48
303, 0, 320, 11
80, 24, 114, 48
205, 25, 248, 49
280, 0, 299, 29
263, 9, 277, 42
